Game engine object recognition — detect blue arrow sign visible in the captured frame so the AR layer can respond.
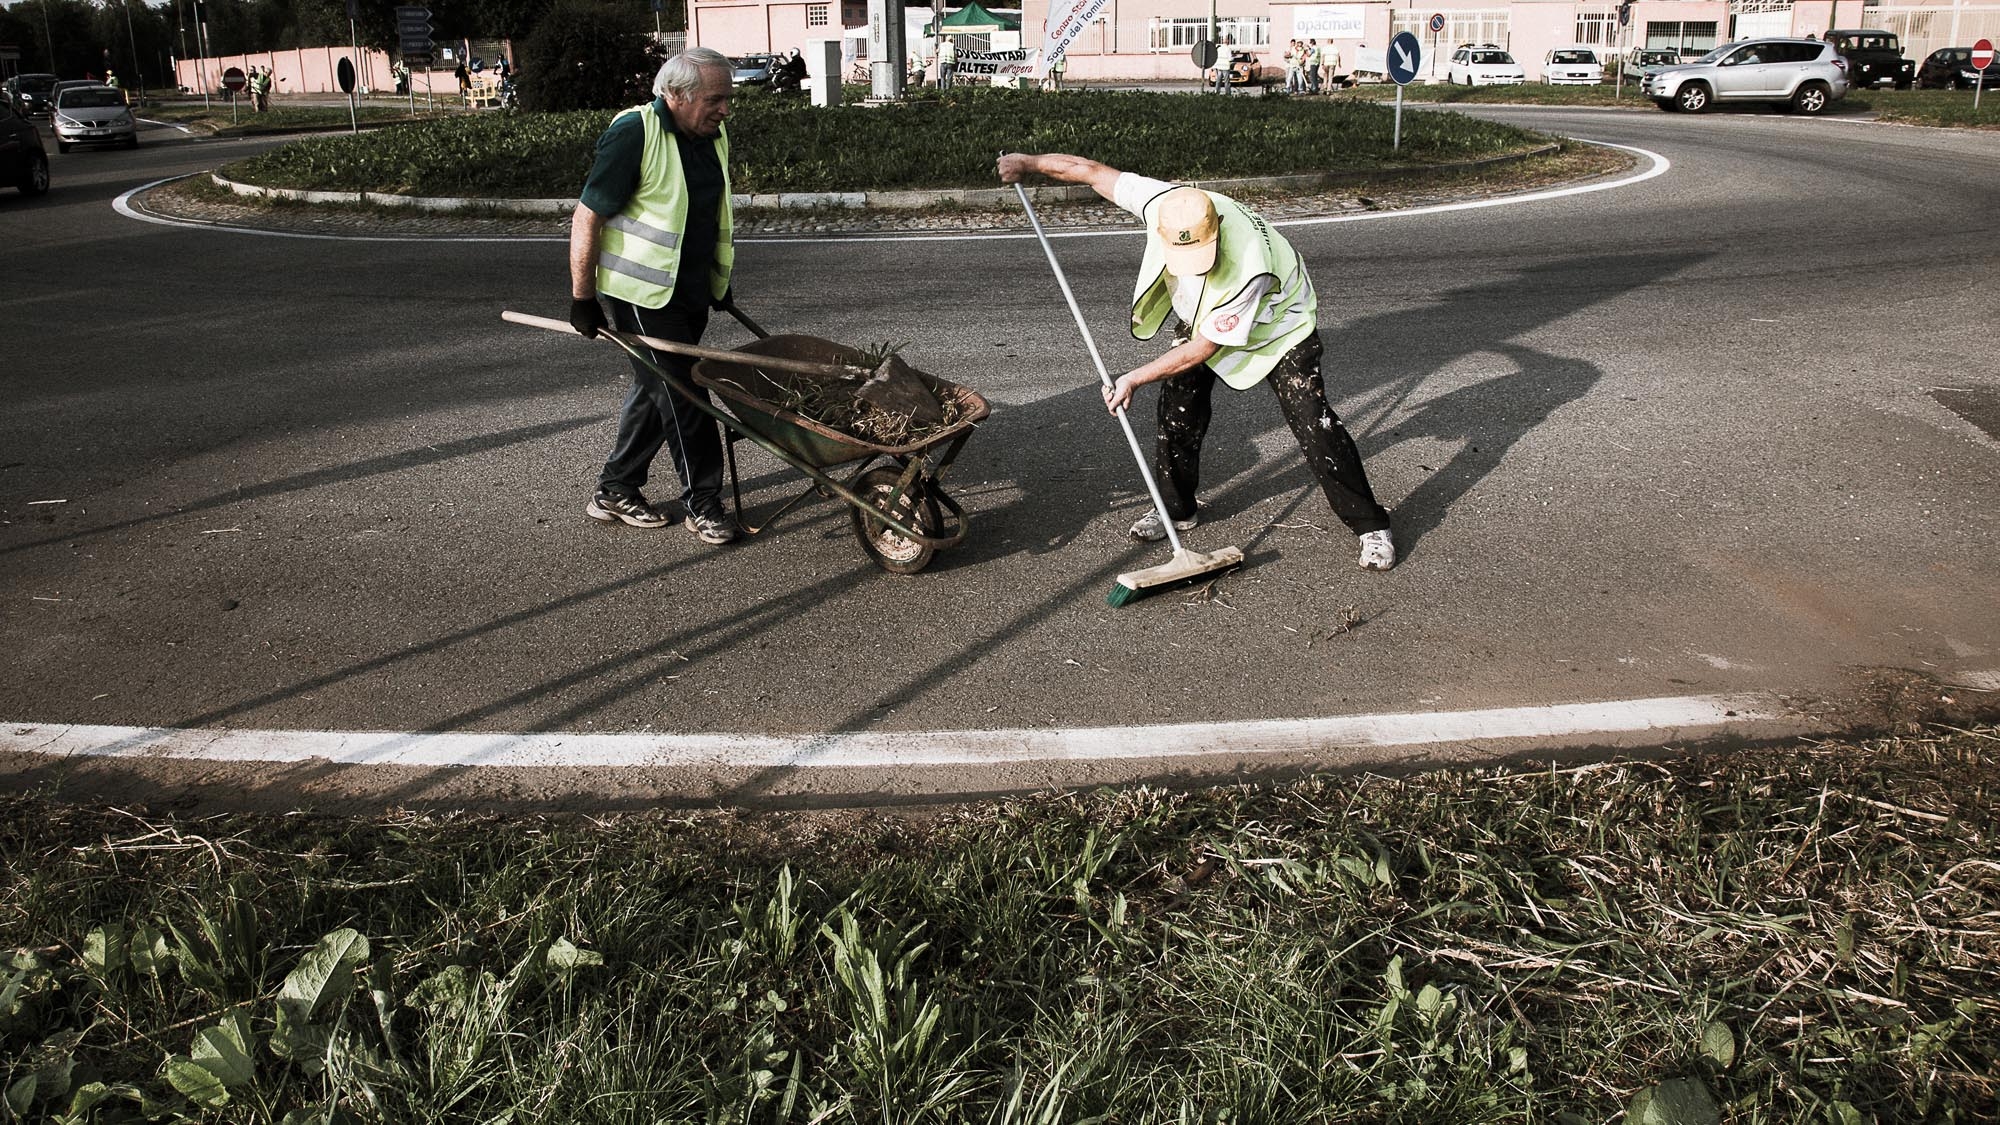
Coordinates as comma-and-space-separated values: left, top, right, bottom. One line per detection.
1388, 30, 1422, 85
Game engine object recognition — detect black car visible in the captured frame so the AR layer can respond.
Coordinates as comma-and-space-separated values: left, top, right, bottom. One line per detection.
0, 99, 51, 196
3, 72, 59, 117
1916, 46, 2000, 89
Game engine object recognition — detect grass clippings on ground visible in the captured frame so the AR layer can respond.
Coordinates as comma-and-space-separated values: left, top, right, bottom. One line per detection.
3, 727, 1994, 1123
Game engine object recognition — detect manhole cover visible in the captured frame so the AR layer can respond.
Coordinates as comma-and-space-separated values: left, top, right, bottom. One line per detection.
1931, 387, 2000, 442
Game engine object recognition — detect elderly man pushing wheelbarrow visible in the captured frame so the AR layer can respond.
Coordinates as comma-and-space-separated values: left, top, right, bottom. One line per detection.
997, 152, 1397, 572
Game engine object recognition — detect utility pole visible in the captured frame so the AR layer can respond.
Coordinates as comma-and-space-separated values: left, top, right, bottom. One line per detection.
124, 0, 145, 100
39, 0, 57, 72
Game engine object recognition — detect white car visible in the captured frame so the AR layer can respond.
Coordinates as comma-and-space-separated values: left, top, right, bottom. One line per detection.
1448, 45, 1526, 86
1543, 46, 1604, 84
52, 85, 136, 153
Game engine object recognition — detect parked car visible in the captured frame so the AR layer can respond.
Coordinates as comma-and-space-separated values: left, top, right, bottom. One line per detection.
1626, 48, 1679, 71
51, 84, 137, 152
729, 54, 776, 86
0, 99, 51, 196
3, 73, 60, 117
1448, 44, 1526, 85
1916, 46, 2000, 89
1642, 37, 1849, 114
1823, 29, 1914, 89
1542, 46, 1604, 84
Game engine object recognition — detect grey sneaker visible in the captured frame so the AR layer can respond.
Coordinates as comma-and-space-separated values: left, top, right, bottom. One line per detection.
587, 490, 669, 529
685, 505, 740, 545
1129, 510, 1198, 542
1358, 529, 1396, 571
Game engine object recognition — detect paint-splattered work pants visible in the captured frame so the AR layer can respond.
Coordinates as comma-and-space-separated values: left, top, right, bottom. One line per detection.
1153, 329, 1391, 536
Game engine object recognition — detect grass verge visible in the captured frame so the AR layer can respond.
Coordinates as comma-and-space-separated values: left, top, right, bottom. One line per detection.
4, 726, 1995, 1123
141, 101, 452, 137
218, 86, 1558, 198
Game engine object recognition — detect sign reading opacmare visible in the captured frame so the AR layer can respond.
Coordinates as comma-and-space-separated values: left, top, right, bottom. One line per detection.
1292, 4, 1366, 38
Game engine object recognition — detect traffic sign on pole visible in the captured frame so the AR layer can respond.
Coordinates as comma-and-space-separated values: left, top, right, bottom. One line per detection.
1973, 38, 1994, 69
1388, 31, 1422, 84
1428, 12, 1445, 34
220, 65, 246, 91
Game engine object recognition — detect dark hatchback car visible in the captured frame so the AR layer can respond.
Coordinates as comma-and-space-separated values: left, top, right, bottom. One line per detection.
1916, 46, 2000, 88
4, 73, 60, 117
0, 99, 52, 196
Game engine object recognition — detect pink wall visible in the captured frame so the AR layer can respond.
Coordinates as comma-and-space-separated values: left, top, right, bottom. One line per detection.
175, 47, 460, 97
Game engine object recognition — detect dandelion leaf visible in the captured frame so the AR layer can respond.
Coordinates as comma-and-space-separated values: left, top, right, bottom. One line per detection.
1627, 1077, 1720, 1125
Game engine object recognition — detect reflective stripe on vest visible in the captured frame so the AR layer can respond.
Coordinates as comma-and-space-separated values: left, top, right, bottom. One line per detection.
595, 104, 734, 309
1131, 191, 1317, 389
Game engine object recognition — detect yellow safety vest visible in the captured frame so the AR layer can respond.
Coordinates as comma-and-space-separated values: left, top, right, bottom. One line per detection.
1131, 191, 1317, 389
595, 104, 735, 310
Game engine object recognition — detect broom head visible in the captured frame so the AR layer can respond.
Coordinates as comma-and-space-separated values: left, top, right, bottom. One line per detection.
1106, 545, 1245, 607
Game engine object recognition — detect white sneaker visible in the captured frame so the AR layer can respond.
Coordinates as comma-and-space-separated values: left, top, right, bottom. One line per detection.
1358, 529, 1396, 571
1129, 510, 1198, 542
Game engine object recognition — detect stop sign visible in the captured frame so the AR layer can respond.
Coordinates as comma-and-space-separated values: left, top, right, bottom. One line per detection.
221, 65, 247, 92
1974, 39, 1995, 70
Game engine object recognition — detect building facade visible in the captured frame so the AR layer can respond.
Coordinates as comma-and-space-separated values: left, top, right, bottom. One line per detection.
687, 0, 2000, 83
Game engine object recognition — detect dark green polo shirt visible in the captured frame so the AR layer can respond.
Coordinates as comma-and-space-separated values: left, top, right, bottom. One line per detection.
579, 99, 725, 311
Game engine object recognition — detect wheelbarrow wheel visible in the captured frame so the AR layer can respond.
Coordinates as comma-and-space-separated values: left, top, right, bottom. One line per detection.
851, 466, 942, 574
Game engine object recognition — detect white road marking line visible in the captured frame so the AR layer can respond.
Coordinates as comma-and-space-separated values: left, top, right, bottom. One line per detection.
112, 141, 1670, 245
6, 691, 1777, 770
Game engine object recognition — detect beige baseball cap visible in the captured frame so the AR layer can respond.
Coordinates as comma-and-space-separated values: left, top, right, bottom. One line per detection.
1154, 187, 1220, 277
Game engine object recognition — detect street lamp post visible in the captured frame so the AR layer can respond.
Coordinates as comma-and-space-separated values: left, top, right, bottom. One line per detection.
124, 0, 145, 100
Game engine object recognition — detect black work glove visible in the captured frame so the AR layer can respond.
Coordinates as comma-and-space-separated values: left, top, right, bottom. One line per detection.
569, 296, 608, 339
710, 287, 734, 312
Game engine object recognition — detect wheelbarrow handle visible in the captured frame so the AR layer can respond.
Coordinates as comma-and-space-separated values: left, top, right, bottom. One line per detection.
501, 310, 861, 381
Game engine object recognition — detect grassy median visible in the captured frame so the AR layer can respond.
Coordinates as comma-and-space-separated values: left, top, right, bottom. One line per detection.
216, 85, 1562, 198
3, 726, 1994, 1123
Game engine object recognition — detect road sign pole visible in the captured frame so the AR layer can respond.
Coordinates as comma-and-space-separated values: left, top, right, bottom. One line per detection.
1393, 84, 1404, 148
349, 19, 360, 132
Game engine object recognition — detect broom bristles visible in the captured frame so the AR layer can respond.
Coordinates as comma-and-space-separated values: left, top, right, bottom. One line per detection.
1106, 545, 1245, 606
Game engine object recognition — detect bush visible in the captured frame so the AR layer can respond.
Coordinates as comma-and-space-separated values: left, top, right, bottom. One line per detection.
516, 0, 665, 113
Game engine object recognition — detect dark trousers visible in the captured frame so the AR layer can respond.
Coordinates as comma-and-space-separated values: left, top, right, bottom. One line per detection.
1153, 330, 1390, 536
598, 296, 724, 514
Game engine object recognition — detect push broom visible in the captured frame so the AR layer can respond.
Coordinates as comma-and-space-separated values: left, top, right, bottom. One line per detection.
1013, 183, 1244, 607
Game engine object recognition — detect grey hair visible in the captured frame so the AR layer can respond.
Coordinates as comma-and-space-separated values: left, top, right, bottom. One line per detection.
655, 47, 731, 97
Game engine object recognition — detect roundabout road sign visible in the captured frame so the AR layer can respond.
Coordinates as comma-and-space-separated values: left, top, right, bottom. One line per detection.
1389, 31, 1423, 85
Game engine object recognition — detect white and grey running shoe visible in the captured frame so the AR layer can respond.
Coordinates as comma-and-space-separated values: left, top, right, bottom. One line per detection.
586, 490, 670, 529
1129, 510, 1198, 542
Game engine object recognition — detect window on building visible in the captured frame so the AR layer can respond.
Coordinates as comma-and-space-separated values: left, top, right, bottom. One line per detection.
1644, 21, 1719, 57
1574, 12, 1616, 49
1150, 16, 1270, 52
807, 4, 829, 28
1392, 9, 1511, 51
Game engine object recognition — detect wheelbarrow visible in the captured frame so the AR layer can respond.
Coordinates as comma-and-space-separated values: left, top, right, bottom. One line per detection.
503, 308, 989, 574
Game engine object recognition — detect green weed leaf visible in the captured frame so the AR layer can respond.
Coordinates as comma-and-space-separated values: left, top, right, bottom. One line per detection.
545, 937, 603, 975
191, 1011, 258, 1087
130, 925, 172, 978
165, 1056, 229, 1109
1626, 1077, 1720, 1125
5, 1074, 36, 1118
83, 924, 127, 974
1699, 1020, 1736, 1070
279, 928, 370, 1027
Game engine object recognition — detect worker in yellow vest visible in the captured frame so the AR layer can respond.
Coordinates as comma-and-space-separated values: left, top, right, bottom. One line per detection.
998, 151, 1396, 571
567, 48, 742, 545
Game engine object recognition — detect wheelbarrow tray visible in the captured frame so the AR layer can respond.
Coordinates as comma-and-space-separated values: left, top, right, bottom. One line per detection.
690, 335, 989, 469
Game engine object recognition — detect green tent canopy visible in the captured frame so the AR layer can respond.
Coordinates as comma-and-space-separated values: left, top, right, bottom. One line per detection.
926, 3, 1021, 35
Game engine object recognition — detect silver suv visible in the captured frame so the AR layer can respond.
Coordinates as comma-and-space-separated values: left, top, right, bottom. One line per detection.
1643, 37, 1850, 114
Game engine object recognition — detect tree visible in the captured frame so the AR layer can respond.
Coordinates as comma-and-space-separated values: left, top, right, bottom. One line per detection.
515, 0, 663, 112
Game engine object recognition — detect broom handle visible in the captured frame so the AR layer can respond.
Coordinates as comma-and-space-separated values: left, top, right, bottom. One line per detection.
1012, 183, 1186, 556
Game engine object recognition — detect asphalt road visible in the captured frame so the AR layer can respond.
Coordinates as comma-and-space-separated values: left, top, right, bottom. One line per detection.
3, 107, 1996, 807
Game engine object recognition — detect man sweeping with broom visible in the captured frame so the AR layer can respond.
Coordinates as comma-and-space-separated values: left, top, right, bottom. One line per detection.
998, 152, 1397, 573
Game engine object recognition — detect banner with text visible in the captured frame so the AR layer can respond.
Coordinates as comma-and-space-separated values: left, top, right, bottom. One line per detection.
1036, 0, 1109, 77
1292, 4, 1366, 38
955, 47, 1040, 79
